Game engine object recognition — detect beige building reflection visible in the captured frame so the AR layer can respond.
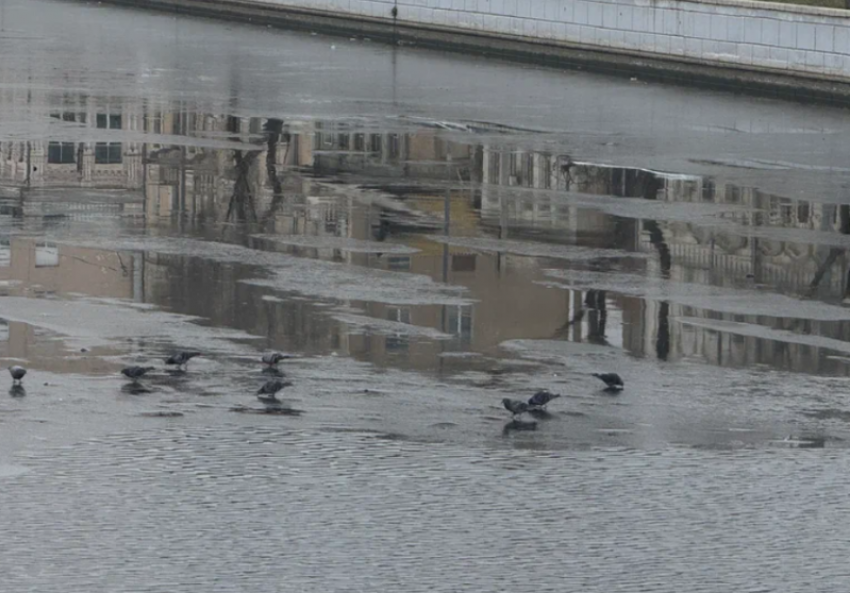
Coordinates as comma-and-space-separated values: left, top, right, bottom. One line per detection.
0, 238, 134, 298
1, 101, 848, 375
0, 237, 138, 374
0, 100, 143, 190
139, 116, 578, 370
485, 143, 850, 373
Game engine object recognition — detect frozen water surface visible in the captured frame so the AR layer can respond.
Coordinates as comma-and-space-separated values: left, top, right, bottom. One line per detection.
0, 0, 849, 590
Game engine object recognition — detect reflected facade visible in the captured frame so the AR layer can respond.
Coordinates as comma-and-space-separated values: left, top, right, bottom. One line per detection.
0, 99, 849, 376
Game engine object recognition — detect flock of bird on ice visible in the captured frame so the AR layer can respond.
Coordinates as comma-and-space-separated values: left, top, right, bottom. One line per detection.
501, 372, 624, 419
5, 357, 626, 418
5, 352, 295, 406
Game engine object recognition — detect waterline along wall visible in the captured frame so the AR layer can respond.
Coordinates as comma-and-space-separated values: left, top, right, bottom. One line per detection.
100, 0, 850, 100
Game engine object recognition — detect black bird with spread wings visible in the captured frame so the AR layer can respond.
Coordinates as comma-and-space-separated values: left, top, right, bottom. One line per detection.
593, 373, 624, 391
165, 351, 201, 370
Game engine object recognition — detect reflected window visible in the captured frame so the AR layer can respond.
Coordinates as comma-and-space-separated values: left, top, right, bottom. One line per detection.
387, 307, 411, 325
95, 112, 122, 164
48, 142, 76, 164
726, 185, 741, 204
798, 202, 810, 224
446, 305, 473, 347
160, 166, 179, 184
385, 335, 407, 352
369, 134, 382, 153
0, 240, 9, 267
451, 254, 476, 272
0, 321, 8, 342
387, 256, 410, 271
51, 111, 86, 124
35, 244, 59, 267
486, 150, 500, 182
146, 114, 162, 134
386, 308, 410, 353
95, 143, 122, 164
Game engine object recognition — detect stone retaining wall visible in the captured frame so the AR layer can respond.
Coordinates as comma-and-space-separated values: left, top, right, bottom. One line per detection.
96, 0, 850, 99
258, 0, 850, 80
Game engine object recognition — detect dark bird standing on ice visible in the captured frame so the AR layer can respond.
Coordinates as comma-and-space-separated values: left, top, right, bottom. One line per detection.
165, 351, 201, 370
262, 352, 293, 367
121, 366, 155, 383
593, 372, 624, 391
257, 379, 293, 404
528, 390, 561, 409
8, 365, 26, 385
502, 398, 529, 418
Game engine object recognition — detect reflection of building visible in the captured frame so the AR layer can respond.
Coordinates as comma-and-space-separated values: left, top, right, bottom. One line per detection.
635, 175, 850, 371
0, 237, 139, 375
481, 147, 586, 234
142, 111, 270, 219
0, 237, 136, 299
134, 118, 584, 369
3, 99, 850, 376
645, 176, 847, 294
479, 143, 850, 373
0, 98, 143, 190
312, 121, 476, 181
151, 117, 850, 374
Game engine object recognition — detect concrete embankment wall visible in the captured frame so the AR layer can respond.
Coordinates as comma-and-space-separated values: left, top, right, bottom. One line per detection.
99, 0, 850, 101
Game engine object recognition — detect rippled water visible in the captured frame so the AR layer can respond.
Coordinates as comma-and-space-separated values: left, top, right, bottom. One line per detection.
3, 426, 850, 592
1, 0, 850, 589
